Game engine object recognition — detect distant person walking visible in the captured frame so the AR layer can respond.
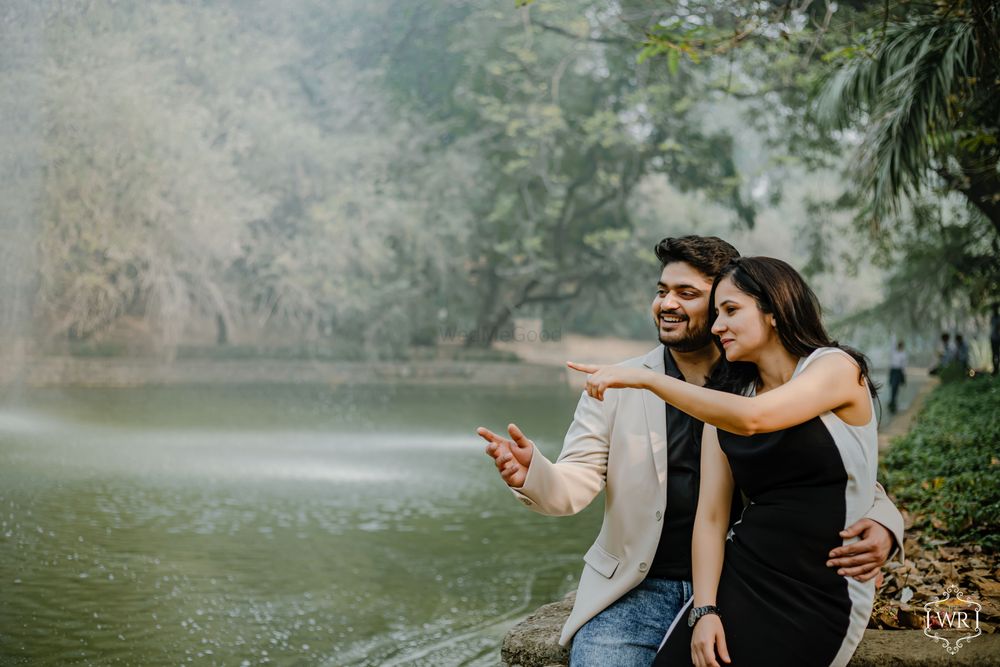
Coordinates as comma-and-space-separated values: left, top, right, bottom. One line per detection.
991, 305, 1000, 376
888, 341, 907, 413
955, 334, 970, 374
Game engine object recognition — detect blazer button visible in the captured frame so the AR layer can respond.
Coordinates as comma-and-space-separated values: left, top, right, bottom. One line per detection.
655, 510, 662, 521
638, 562, 648, 572
521, 498, 532, 505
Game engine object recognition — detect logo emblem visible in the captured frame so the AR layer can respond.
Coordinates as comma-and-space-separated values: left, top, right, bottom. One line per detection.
923, 585, 982, 654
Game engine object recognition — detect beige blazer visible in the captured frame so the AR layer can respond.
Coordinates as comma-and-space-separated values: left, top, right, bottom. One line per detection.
510, 345, 905, 647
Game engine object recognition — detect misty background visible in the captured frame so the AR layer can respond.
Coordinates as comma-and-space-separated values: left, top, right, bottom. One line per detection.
2, 0, 991, 369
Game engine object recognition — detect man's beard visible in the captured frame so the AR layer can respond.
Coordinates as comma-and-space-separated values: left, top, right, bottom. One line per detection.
657, 318, 713, 352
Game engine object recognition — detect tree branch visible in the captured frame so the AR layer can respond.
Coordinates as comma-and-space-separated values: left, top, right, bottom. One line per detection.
533, 20, 633, 46
936, 163, 1000, 238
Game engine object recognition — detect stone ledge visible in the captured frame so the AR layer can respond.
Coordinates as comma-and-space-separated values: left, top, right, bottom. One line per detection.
502, 592, 1000, 667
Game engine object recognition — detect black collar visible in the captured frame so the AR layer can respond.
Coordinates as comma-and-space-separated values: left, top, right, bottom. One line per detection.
663, 347, 686, 381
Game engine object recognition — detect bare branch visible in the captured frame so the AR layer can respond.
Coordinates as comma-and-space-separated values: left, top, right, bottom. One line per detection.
533, 20, 633, 46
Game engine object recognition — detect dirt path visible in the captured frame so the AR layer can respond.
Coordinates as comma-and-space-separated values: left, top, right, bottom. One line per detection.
878, 369, 937, 452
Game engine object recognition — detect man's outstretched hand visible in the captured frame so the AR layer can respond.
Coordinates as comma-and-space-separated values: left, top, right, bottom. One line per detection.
477, 423, 535, 488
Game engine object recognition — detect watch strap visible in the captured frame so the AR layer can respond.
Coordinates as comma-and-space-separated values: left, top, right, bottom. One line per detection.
687, 604, 721, 628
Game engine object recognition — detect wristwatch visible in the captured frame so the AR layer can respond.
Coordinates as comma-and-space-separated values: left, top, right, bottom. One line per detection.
687, 604, 721, 628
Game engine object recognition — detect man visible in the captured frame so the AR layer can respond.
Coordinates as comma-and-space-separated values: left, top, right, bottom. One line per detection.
888, 340, 907, 413
477, 236, 904, 666
931, 332, 955, 375
991, 305, 1000, 376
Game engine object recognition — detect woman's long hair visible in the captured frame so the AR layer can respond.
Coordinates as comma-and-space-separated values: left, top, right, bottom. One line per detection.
707, 257, 878, 400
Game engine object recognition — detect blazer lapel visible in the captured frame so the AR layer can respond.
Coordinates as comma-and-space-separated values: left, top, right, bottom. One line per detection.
641, 346, 668, 487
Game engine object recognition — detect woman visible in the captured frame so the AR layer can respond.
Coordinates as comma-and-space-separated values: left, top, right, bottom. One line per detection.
568, 257, 880, 667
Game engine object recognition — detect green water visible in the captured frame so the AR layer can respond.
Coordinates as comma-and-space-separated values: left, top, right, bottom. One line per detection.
0, 384, 602, 666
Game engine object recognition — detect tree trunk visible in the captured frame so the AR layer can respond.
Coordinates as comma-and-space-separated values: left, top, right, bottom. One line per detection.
215, 312, 229, 346
957, 168, 1000, 239
465, 267, 503, 348
473, 306, 513, 349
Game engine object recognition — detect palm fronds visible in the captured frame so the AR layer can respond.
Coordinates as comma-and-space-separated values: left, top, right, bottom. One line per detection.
814, 13, 978, 221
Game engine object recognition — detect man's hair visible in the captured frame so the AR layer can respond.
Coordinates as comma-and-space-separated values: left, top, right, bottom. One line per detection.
654, 236, 740, 277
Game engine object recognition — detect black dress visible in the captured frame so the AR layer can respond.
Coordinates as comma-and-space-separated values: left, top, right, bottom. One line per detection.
655, 349, 877, 667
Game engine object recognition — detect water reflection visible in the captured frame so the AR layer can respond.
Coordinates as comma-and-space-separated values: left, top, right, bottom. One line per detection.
0, 384, 601, 665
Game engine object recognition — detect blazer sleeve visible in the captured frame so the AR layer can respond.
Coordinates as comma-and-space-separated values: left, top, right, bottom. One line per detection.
864, 481, 905, 562
508, 389, 614, 517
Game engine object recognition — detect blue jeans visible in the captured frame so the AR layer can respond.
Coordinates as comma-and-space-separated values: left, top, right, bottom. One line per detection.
569, 577, 692, 667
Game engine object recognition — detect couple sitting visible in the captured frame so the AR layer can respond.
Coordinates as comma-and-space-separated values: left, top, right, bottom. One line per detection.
478, 236, 903, 667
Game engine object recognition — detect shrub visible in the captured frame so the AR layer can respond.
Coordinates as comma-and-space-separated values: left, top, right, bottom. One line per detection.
882, 375, 1000, 551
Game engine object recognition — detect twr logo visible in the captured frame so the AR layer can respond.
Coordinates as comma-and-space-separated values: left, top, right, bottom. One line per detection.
923, 585, 982, 655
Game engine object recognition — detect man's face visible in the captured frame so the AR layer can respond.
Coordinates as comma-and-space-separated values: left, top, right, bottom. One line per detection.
651, 261, 715, 352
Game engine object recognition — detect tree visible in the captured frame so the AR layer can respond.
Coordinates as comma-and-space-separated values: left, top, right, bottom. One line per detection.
632, 0, 1000, 330
362, 0, 760, 345
816, 0, 1000, 237
33, 3, 270, 356
12, 0, 481, 358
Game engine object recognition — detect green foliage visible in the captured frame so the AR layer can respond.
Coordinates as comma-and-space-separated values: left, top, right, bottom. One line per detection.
637, 19, 706, 67
827, 197, 1000, 335
883, 376, 1000, 551
631, 1, 999, 333
7, 0, 482, 359
815, 12, 981, 223
0, 0, 774, 359
6, 0, 996, 360
365, 0, 759, 345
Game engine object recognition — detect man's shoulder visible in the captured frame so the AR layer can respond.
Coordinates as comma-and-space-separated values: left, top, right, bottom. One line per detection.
569, 345, 660, 412
611, 345, 662, 370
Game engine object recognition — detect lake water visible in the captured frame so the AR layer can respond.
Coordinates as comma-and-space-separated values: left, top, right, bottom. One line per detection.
0, 384, 601, 666
0, 368, 922, 666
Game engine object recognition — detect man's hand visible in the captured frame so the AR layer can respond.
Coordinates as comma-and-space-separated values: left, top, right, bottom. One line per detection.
827, 518, 894, 582
477, 423, 535, 488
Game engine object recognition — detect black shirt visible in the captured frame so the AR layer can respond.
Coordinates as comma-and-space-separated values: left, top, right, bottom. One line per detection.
648, 348, 703, 580
648, 348, 743, 581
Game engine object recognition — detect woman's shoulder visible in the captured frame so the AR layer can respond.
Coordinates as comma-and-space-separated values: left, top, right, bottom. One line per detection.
797, 347, 862, 375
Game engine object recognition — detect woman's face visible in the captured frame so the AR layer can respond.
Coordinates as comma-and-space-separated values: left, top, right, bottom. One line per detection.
710, 276, 777, 362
